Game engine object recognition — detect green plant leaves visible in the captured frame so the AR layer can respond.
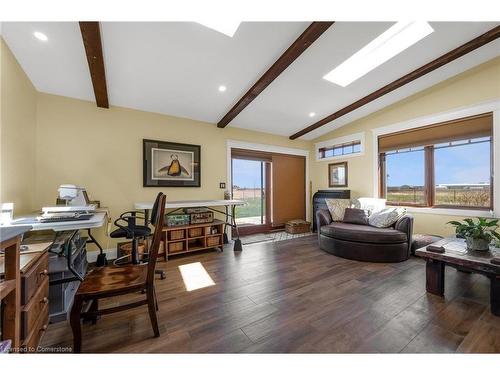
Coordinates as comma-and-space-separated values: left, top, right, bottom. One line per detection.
447, 217, 500, 242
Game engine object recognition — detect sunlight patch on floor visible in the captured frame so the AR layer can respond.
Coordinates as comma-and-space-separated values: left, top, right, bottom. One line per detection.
178, 262, 215, 291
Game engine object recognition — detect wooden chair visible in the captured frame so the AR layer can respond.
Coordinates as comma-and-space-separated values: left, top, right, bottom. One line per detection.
70, 193, 166, 353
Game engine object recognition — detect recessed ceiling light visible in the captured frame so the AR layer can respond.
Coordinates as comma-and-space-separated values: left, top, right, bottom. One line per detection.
33, 31, 48, 41
323, 21, 434, 87
197, 21, 241, 37
218, 85, 227, 92
309, 112, 316, 117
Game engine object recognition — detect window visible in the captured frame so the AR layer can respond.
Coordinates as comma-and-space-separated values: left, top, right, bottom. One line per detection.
379, 113, 493, 210
434, 138, 491, 208
384, 147, 426, 205
316, 132, 365, 161
320, 140, 361, 159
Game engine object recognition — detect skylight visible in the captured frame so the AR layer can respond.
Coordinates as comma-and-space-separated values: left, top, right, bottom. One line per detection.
197, 21, 241, 37
323, 21, 434, 87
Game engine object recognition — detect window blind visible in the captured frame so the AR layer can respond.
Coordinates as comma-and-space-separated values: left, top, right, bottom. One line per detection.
378, 113, 493, 153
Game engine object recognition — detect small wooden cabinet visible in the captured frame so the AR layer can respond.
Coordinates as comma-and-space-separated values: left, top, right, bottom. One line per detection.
19, 252, 50, 349
0, 229, 50, 353
163, 219, 224, 259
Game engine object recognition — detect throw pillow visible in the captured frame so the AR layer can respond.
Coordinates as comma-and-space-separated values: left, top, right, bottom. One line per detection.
357, 197, 386, 214
368, 207, 406, 228
325, 198, 351, 222
342, 208, 369, 225
350, 198, 361, 209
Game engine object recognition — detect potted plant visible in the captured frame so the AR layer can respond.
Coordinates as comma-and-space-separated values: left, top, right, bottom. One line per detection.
448, 218, 500, 251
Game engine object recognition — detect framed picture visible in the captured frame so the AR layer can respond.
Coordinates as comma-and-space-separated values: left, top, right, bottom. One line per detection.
328, 162, 348, 187
143, 139, 201, 187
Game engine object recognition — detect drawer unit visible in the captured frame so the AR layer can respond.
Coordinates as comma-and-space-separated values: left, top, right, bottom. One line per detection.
21, 252, 49, 305
21, 277, 49, 340
1, 244, 51, 352
21, 303, 49, 352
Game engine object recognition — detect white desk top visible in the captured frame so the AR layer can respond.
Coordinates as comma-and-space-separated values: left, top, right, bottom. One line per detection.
3, 212, 107, 232
135, 199, 244, 210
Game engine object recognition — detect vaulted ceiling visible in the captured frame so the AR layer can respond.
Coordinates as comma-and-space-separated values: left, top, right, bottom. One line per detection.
2, 21, 499, 140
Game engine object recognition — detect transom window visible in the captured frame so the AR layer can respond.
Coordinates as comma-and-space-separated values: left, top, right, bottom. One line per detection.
319, 140, 361, 159
379, 113, 493, 210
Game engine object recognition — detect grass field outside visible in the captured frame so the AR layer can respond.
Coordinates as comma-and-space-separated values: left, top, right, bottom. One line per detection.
387, 187, 490, 207
235, 197, 265, 218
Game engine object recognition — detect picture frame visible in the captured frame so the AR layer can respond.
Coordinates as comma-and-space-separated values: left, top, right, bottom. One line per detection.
143, 139, 201, 187
328, 162, 348, 187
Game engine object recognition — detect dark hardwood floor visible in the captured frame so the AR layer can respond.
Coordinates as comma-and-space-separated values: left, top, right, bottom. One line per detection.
41, 235, 500, 353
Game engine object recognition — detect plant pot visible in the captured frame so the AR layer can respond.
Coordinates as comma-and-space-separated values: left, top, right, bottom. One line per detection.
465, 237, 490, 251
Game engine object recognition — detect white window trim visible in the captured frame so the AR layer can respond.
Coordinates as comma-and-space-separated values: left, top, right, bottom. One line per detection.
314, 132, 365, 162
371, 98, 500, 217
226, 140, 310, 228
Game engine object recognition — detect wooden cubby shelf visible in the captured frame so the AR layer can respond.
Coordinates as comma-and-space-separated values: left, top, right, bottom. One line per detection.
162, 219, 225, 258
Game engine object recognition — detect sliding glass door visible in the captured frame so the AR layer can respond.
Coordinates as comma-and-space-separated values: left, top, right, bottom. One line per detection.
231, 158, 271, 234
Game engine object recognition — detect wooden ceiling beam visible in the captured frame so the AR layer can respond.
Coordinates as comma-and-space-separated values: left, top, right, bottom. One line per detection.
217, 22, 334, 128
290, 25, 500, 140
79, 21, 109, 108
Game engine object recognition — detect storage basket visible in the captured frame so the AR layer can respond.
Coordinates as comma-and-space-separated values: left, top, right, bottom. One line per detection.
207, 236, 221, 247
285, 220, 311, 234
188, 227, 203, 237
169, 229, 185, 241
118, 241, 146, 259
168, 241, 184, 253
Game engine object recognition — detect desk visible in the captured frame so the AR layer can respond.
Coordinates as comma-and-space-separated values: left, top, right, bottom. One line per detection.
7, 212, 107, 232
3, 212, 107, 282
135, 199, 244, 251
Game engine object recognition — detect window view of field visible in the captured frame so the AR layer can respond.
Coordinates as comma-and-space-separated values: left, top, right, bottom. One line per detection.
232, 159, 266, 225
387, 185, 490, 207
385, 139, 491, 208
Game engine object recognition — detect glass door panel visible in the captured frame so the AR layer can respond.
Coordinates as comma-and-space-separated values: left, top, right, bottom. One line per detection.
232, 158, 266, 226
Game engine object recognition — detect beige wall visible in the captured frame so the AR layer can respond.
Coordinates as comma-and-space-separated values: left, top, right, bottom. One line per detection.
3, 35, 500, 245
0, 38, 37, 214
310, 57, 500, 236
35, 93, 310, 249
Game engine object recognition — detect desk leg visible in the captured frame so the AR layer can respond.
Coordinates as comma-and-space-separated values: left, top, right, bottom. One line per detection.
232, 205, 242, 252
491, 276, 500, 317
426, 259, 445, 296
223, 206, 229, 244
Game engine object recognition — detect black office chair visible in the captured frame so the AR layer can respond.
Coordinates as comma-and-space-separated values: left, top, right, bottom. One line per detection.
110, 193, 166, 279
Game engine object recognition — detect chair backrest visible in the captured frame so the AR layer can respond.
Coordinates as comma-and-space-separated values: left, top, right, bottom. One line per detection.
146, 193, 166, 285
150, 192, 164, 226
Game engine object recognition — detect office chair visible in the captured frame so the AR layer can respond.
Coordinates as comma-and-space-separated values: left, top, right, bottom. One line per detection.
70, 193, 166, 353
110, 193, 166, 279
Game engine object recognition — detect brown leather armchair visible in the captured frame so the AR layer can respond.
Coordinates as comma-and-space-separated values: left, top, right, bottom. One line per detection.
316, 208, 413, 263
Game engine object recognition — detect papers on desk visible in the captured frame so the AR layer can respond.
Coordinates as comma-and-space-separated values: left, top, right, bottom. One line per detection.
42, 204, 97, 213
4, 212, 107, 232
36, 212, 93, 223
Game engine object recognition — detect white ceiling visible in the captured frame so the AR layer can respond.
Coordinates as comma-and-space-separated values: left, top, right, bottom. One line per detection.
2, 21, 499, 140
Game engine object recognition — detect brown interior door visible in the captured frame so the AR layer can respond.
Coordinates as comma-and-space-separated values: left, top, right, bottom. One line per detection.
271, 154, 306, 227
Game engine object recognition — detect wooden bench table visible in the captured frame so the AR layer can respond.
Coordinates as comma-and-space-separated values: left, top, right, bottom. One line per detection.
415, 237, 500, 316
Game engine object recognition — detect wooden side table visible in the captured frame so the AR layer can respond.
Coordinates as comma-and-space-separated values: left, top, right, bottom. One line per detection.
415, 237, 500, 316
